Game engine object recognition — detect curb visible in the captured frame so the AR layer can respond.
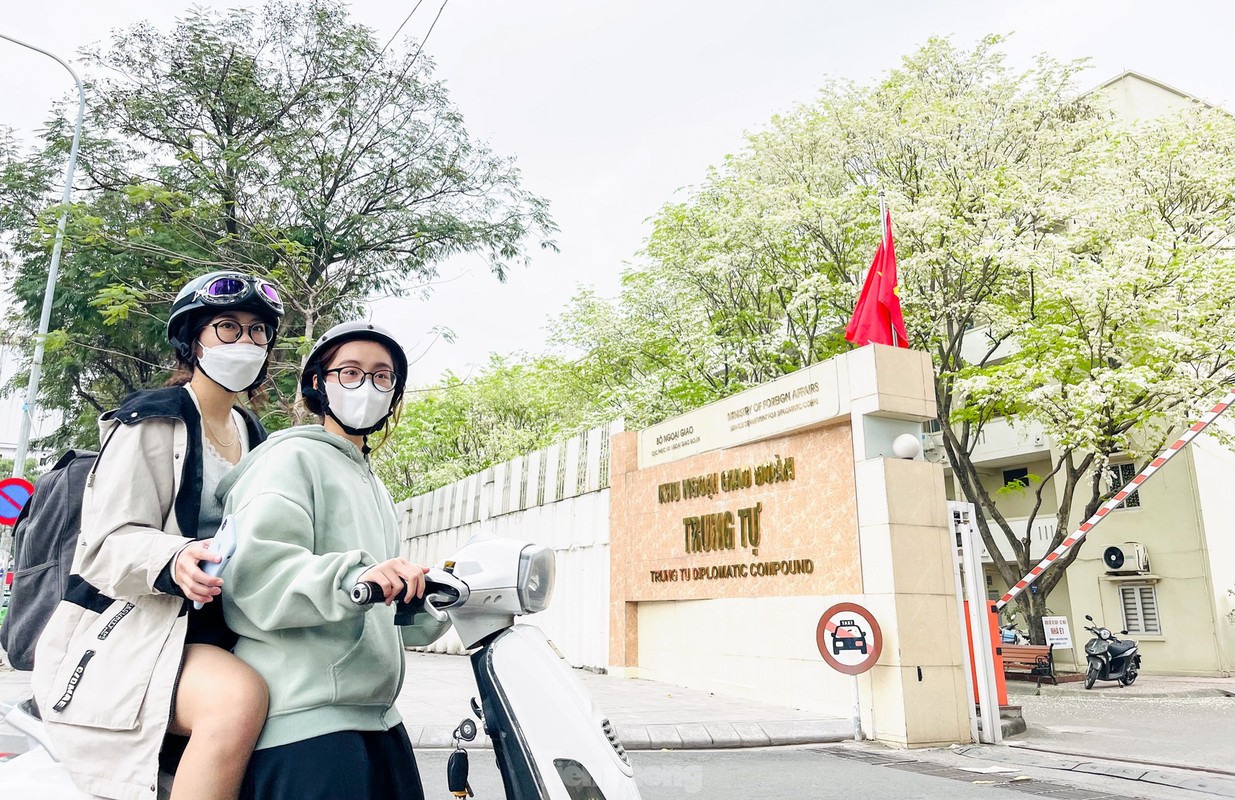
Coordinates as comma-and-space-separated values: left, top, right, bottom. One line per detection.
1000, 716, 1027, 738
1008, 686, 1234, 700
406, 719, 852, 751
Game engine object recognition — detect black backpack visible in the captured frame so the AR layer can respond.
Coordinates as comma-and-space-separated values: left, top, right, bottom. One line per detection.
0, 449, 97, 671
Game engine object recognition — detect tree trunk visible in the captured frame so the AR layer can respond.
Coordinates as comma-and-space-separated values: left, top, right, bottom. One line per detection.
1025, 591, 1051, 646
292, 308, 318, 425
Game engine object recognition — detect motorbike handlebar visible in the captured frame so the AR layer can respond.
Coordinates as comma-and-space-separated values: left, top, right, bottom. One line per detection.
351, 578, 457, 624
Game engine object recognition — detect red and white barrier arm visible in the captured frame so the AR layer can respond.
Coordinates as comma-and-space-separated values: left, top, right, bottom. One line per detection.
995, 388, 1235, 611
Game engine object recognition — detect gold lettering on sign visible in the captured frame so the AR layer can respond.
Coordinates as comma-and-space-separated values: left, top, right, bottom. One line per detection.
652, 456, 796, 506
737, 502, 762, 556
684, 503, 759, 555
647, 559, 816, 585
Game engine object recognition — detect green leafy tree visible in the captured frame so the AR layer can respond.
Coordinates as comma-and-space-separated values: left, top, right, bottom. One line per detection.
1, 0, 555, 442
376, 355, 593, 501
554, 36, 1235, 642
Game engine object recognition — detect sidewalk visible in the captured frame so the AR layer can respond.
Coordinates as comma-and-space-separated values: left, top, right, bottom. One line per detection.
1, 649, 851, 754
396, 651, 851, 749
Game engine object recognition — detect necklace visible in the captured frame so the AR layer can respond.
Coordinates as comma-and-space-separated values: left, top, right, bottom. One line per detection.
204, 412, 239, 448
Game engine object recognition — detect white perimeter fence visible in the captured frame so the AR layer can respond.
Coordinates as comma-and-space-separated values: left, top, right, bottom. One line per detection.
397, 421, 622, 670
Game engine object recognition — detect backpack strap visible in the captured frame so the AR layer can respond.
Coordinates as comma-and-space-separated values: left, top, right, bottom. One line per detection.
85, 423, 123, 490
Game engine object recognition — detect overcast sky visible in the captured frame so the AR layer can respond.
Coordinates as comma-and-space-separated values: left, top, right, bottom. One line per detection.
3, 1, 1234, 387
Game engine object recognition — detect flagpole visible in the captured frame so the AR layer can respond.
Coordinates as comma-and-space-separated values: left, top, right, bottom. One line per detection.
877, 190, 895, 346
878, 190, 887, 246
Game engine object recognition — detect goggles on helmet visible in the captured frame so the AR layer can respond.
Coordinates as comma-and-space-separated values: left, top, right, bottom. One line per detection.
195, 275, 284, 315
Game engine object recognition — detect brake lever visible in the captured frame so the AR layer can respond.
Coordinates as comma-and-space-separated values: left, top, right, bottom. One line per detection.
422, 592, 451, 622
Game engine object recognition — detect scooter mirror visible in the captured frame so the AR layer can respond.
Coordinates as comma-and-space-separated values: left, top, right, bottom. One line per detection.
1121, 630, 1129, 635
1085, 614, 1093, 621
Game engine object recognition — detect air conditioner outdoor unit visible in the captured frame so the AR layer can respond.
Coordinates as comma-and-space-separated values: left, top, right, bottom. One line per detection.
920, 433, 938, 452
1102, 542, 1150, 574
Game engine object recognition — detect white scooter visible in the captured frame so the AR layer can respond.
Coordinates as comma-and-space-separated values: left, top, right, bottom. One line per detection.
354, 534, 642, 800
1, 534, 640, 800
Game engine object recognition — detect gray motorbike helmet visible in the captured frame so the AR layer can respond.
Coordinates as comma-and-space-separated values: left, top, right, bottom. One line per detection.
300, 321, 409, 440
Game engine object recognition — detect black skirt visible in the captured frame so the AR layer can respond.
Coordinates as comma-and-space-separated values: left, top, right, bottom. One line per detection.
239, 723, 424, 800
184, 597, 238, 650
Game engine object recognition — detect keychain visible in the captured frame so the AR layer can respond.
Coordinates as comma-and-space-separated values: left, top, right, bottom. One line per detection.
448, 717, 477, 798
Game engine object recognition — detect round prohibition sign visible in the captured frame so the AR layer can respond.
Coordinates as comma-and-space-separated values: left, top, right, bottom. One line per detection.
816, 602, 883, 675
0, 477, 36, 526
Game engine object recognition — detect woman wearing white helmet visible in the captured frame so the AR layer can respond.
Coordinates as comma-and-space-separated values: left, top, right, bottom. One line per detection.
219, 321, 429, 800
32, 271, 284, 800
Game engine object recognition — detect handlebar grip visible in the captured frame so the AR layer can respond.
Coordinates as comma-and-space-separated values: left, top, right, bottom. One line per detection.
351, 578, 418, 609
351, 581, 385, 605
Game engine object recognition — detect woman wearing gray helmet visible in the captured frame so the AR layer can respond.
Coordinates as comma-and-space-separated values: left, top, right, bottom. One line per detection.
219, 321, 428, 800
31, 271, 283, 800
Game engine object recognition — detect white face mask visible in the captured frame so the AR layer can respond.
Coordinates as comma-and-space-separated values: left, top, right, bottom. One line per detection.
325, 381, 393, 430
196, 342, 268, 392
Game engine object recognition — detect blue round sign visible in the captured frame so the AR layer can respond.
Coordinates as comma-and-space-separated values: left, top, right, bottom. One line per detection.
0, 477, 35, 525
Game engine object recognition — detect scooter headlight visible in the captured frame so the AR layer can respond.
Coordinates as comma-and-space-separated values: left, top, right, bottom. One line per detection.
1099, 628, 1112, 640
517, 544, 555, 614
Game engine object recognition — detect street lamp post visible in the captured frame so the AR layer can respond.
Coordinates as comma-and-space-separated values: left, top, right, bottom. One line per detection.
1, 33, 86, 479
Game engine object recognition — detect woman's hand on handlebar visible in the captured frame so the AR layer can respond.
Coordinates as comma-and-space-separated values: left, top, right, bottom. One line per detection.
358, 559, 429, 605
173, 541, 224, 605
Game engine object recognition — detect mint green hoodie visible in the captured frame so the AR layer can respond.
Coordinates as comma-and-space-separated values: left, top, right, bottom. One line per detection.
218, 425, 404, 750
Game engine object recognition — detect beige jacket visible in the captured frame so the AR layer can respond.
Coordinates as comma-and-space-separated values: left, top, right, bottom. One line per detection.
31, 387, 262, 800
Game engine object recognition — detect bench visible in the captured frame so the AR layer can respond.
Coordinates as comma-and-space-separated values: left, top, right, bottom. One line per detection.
1000, 644, 1056, 684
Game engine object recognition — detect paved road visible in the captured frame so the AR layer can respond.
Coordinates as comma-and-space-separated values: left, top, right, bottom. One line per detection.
1008, 686, 1235, 774
416, 743, 1225, 800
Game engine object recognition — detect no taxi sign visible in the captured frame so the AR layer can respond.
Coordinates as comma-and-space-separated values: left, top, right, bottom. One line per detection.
816, 601, 883, 676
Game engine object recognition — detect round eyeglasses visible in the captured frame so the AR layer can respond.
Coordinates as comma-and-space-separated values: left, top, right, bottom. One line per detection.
208, 319, 275, 346
324, 367, 399, 393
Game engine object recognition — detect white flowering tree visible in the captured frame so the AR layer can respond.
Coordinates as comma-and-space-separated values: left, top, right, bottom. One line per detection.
555, 35, 1235, 641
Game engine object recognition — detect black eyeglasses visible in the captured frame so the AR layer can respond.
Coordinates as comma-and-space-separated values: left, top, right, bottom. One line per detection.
324, 367, 399, 393
208, 320, 275, 346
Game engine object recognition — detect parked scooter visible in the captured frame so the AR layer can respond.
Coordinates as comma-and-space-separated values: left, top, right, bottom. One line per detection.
1, 533, 641, 800
1000, 623, 1029, 646
1081, 613, 1141, 689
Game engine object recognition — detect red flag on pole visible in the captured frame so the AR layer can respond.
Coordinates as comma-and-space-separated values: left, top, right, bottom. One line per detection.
845, 210, 909, 348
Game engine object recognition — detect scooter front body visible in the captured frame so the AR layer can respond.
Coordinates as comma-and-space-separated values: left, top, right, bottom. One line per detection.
1106, 646, 1140, 679
471, 624, 641, 800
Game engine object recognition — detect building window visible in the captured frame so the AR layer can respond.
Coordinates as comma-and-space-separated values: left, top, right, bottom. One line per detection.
1120, 584, 1161, 635
1108, 462, 1142, 508
1002, 467, 1029, 489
